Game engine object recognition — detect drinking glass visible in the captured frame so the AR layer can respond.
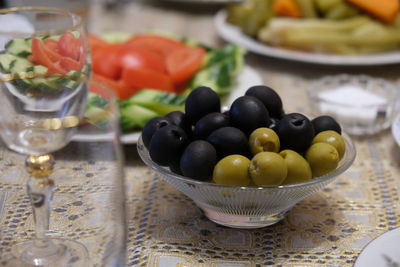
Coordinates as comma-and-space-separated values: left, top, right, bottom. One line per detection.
0, 6, 97, 265
0, 80, 127, 266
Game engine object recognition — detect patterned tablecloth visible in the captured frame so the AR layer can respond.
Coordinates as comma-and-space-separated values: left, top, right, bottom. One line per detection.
1, 1, 400, 266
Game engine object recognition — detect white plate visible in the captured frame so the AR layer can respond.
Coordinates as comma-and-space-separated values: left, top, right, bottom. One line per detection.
354, 227, 400, 267
73, 65, 263, 144
214, 10, 400, 66
392, 114, 400, 147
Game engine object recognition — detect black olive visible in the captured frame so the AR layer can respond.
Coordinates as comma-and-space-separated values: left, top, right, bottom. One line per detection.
149, 125, 188, 166
193, 112, 230, 140
229, 96, 270, 136
185, 86, 221, 125
180, 140, 217, 181
269, 117, 280, 132
275, 113, 315, 153
311, 115, 342, 135
245, 85, 284, 119
142, 117, 172, 148
207, 126, 250, 159
169, 162, 182, 175
165, 111, 192, 137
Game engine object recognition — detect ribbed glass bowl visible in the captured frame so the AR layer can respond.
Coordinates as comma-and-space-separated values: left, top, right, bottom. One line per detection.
137, 133, 356, 229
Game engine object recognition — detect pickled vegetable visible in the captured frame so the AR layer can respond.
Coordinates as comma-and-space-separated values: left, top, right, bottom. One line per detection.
213, 155, 252, 186
249, 152, 288, 186
280, 150, 312, 184
249, 128, 280, 155
312, 130, 346, 160
305, 143, 339, 177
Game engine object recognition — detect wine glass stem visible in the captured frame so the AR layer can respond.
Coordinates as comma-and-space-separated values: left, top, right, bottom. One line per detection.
27, 176, 54, 242
25, 154, 56, 243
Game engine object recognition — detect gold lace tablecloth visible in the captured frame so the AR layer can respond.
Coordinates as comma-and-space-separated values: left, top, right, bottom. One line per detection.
1, 1, 400, 266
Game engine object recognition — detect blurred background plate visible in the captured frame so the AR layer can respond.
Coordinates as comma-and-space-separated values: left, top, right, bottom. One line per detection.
74, 65, 262, 144
354, 228, 400, 267
214, 10, 400, 66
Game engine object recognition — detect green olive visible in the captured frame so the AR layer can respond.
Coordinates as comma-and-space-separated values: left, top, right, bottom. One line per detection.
249, 128, 280, 155
280, 150, 312, 185
212, 155, 251, 186
249, 152, 287, 186
305, 142, 339, 178
312, 130, 346, 159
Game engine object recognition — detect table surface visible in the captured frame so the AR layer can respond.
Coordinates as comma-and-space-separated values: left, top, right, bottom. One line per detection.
100, 1, 400, 266
2, 1, 400, 266
106, 1, 400, 266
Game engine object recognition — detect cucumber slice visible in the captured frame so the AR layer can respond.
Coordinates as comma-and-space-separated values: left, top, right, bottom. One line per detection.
5, 38, 32, 58
190, 44, 245, 95
27, 65, 48, 76
120, 104, 158, 130
9, 56, 33, 73
123, 89, 186, 116
46, 77, 78, 90
0, 54, 18, 72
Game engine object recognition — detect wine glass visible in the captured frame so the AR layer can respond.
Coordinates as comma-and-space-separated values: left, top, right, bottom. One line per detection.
0, 6, 93, 265
0, 80, 127, 266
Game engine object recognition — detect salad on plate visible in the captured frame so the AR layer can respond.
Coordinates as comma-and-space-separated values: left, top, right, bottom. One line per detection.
0, 31, 249, 143
87, 32, 247, 140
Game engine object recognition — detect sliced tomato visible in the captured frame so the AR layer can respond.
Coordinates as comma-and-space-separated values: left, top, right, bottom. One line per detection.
122, 67, 174, 93
93, 73, 138, 100
27, 54, 35, 62
43, 39, 60, 53
59, 57, 82, 72
92, 44, 123, 80
58, 32, 83, 61
41, 41, 63, 62
31, 38, 66, 74
166, 46, 206, 86
126, 34, 186, 58
88, 34, 108, 53
116, 44, 166, 73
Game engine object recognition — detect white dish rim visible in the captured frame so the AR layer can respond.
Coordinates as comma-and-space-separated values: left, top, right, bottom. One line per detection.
214, 10, 400, 66
392, 114, 400, 147
354, 227, 400, 267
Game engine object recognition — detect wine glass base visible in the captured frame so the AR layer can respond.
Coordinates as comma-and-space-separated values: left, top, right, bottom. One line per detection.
11, 238, 89, 266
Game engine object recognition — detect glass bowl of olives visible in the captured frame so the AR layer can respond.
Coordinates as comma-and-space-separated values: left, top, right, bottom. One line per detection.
137, 86, 357, 229
308, 74, 400, 136
137, 131, 356, 229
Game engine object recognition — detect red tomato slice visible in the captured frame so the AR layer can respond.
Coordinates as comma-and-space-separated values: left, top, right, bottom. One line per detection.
58, 32, 83, 61
59, 57, 83, 72
122, 67, 174, 93
116, 44, 166, 73
166, 46, 206, 86
126, 34, 186, 58
88, 34, 108, 53
43, 39, 60, 53
31, 38, 66, 74
93, 73, 138, 100
92, 44, 123, 80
